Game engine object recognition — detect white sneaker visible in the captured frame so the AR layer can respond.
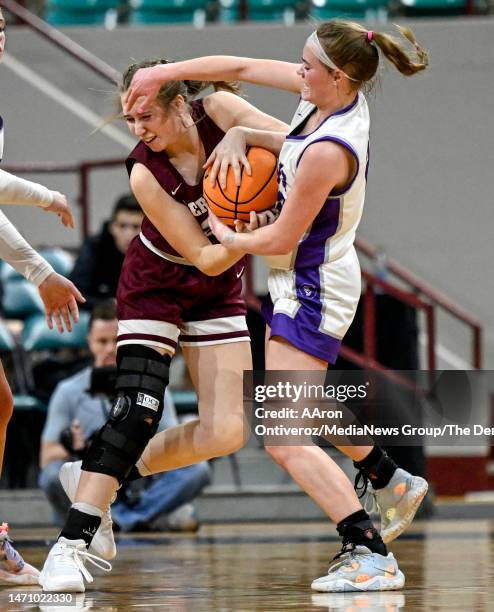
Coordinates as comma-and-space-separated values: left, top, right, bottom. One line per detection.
311, 545, 405, 592
370, 468, 428, 544
59, 461, 117, 560
39, 537, 111, 593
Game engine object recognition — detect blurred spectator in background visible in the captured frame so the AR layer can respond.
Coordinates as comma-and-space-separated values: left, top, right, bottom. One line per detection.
70, 194, 143, 310
38, 299, 211, 530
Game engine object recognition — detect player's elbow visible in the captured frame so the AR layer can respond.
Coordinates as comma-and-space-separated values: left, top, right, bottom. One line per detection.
194, 260, 225, 276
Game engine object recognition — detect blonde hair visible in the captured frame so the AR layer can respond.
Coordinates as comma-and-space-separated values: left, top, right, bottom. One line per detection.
316, 20, 428, 86
120, 59, 240, 111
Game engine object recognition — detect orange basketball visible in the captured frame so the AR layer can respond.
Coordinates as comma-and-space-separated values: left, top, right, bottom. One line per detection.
203, 147, 278, 227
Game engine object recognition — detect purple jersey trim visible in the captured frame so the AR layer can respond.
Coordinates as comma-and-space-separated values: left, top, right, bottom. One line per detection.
296, 136, 360, 196
365, 140, 370, 182
287, 94, 359, 141
294, 197, 341, 269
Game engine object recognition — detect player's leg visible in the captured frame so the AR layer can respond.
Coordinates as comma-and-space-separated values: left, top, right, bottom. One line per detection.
263, 336, 363, 524
40, 341, 172, 592
58, 339, 250, 564
0, 362, 40, 585
261, 335, 403, 592
0, 361, 13, 475
136, 339, 252, 474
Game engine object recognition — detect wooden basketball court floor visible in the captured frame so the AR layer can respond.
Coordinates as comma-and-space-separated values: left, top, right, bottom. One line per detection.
2, 519, 494, 611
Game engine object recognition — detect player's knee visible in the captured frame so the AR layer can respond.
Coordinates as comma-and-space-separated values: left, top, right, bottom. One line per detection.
82, 345, 171, 483
209, 420, 247, 457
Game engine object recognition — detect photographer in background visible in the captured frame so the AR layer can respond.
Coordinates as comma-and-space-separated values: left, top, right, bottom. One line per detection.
39, 299, 211, 529
70, 194, 144, 310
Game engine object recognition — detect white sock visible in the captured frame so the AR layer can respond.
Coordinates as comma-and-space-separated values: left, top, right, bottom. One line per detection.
72, 502, 104, 518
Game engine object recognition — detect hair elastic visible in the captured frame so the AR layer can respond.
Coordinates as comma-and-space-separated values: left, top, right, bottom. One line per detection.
367, 31, 374, 42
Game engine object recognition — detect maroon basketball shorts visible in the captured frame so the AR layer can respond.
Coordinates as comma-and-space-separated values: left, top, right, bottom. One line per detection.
116, 237, 250, 355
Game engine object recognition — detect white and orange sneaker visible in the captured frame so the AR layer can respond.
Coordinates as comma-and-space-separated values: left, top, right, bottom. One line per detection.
0, 522, 40, 585
311, 544, 404, 592
371, 468, 428, 543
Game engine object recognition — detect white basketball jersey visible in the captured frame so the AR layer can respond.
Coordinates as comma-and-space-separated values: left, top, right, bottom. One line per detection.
266, 92, 370, 270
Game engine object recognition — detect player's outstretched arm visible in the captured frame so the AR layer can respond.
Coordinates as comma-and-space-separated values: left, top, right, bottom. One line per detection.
0, 210, 85, 331
125, 56, 302, 112
0, 169, 74, 227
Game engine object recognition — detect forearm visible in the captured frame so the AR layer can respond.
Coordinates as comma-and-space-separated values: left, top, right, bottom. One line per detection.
0, 169, 53, 207
242, 127, 287, 155
194, 243, 245, 276
0, 211, 54, 285
225, 223, 294, 256
157, 56, 298, 91
163, 56, 255, 84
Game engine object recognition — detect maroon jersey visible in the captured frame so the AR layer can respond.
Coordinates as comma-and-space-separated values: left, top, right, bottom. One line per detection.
126, 98, 224, 258
118, 97, 248, 345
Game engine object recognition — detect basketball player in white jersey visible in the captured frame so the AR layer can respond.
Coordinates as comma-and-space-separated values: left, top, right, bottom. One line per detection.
0, 7, 84, 584
125, 21, 428, 592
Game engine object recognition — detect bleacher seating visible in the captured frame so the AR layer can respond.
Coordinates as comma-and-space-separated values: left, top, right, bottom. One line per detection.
391, 0, 466, 15
3, 281, 44, 320
21, 311, 90, 352
40, 0, 484, 24
38, 248, 75, 277
310, 0, 388, 19
129, 0, 208, 25
247, 0, 297, 21
45, 0, 119, 26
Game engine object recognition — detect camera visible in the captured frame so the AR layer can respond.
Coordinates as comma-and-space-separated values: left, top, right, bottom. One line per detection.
89, 365, 118, 400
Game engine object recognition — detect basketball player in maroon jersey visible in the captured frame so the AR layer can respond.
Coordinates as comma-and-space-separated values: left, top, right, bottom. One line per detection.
39, 60, 288, 592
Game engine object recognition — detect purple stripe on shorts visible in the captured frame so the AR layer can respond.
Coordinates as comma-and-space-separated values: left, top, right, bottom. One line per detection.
262, 289, 341, 363
270, 312, 342, 363
261, 295, 274, 328
117, 333, 177, 349
179, 330, 250, 343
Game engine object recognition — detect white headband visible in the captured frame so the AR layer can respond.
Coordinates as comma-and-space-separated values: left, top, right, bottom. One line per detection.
306, 31, 359, 82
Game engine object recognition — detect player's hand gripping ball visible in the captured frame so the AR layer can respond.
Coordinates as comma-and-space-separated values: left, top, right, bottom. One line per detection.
203, 147, 278, 228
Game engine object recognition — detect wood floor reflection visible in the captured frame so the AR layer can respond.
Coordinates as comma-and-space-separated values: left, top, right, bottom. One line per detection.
3, 519, 494, 611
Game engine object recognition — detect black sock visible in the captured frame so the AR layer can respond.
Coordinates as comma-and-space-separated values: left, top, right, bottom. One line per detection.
353, 446, 398, 490
337, 509, 387, 556
59, 508, 101, 549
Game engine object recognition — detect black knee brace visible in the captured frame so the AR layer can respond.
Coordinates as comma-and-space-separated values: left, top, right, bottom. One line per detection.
82, 345, 171, 483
